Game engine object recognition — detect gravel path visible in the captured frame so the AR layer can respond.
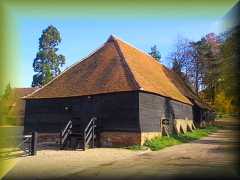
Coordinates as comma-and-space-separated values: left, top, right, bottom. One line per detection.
5, 118, 240, 179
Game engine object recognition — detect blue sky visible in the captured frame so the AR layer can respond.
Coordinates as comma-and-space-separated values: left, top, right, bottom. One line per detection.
18, 16, 221, 87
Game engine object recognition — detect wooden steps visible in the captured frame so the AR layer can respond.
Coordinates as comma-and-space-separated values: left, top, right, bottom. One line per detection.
59, 117, 97, 151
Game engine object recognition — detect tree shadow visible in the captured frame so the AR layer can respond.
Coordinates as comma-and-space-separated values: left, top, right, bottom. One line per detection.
164, 98, 175, 120
164, 98, 175, 134
191, 139, 240, 145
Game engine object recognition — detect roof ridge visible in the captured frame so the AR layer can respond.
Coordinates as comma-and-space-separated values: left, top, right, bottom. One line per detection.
108, 34, 159, 62
110, 36, 141, 90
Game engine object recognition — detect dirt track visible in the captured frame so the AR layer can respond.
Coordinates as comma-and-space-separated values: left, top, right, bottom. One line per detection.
4, 118, 240, 179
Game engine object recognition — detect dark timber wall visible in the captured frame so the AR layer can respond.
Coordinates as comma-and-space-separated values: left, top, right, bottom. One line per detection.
193, 104, 215, 127
193, 105, 202, 126
138, 92, 193, 133
24, 91, 140, 134
24, 91, 194, 136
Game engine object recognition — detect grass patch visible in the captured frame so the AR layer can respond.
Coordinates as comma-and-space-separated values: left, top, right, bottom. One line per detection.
144, 136, 181, 151
144, 125, 220, 151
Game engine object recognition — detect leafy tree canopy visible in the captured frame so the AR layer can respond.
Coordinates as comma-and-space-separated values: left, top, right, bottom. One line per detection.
32, 25, 66, 87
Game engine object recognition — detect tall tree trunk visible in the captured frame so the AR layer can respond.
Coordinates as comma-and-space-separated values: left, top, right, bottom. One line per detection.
195, 61, 199, 94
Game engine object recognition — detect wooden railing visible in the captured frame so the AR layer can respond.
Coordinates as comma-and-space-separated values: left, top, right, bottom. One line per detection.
83, 117, 97, 151
59, 120, 72, 149
59, 118, 96, 150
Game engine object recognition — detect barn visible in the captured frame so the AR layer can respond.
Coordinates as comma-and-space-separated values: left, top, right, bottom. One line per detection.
23, 35, 213, 148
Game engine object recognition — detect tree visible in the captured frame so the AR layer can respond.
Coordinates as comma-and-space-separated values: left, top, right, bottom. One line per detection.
168, 36, 196, 88
200, 33, 222, 105
32, 25, 66, 87
169, 34, 220, 96
2, 83, 12, 100
0, 83, 12, 120
169, 37, 190, 74
171, 59, 182, 75
217, 25, 240, 113
169, 30, 239, 113
189, 40, 205, 94
149, 45, 161, 62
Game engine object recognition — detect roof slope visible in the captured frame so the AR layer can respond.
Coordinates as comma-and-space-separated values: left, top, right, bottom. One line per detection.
26, 35, 192, 105
161, 67, 210, 109
26, 39, 139, 99
113, 37, 192, 105
14, 88, 38, 98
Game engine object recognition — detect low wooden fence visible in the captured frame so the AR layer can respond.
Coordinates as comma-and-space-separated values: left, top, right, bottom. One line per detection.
20, 132, 38, 156
0, 131, 38, 157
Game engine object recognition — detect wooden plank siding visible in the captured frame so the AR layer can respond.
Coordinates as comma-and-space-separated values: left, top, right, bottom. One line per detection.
24, 91, 140, 134
24, 91, 194, 137
138, 92, 193, 134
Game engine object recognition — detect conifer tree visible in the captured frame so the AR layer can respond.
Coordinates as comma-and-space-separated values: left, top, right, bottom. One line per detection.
32, 25, 66, 87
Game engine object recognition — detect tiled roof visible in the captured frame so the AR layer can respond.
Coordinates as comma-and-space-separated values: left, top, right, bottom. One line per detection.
161, 67, 211, 109
25, 35, 193, 105
13, 88, 38, 98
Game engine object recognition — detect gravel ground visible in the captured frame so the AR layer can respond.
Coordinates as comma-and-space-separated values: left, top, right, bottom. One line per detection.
4, 147, 147, 179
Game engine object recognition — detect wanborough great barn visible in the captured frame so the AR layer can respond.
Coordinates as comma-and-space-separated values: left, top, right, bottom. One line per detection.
23, 35, 214, 148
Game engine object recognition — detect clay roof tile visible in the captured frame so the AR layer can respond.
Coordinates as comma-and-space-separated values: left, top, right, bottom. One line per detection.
26, 36, 195, 105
